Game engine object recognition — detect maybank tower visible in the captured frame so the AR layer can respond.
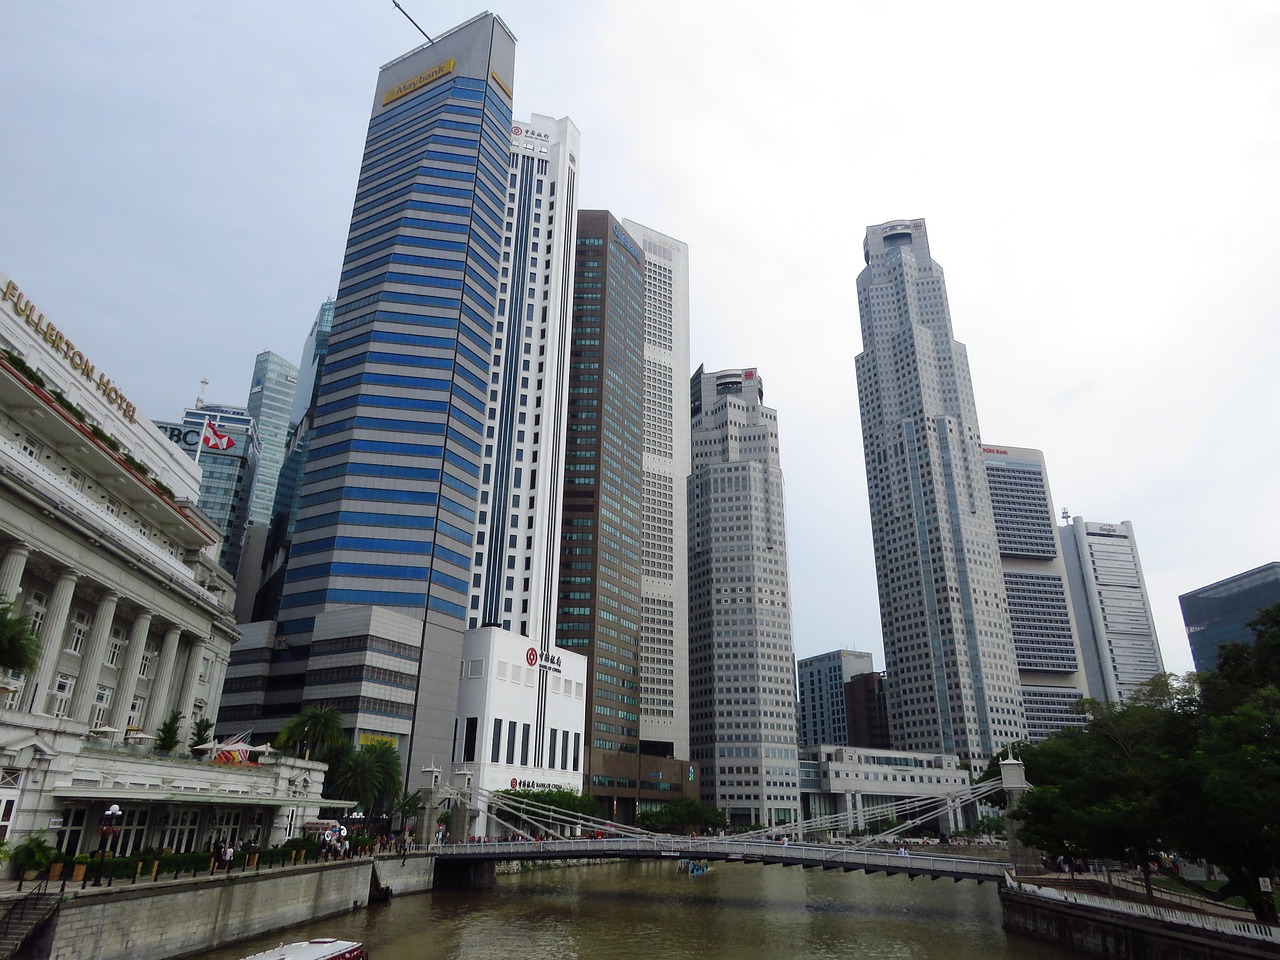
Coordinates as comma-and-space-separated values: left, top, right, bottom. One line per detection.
222, 14, 587, 802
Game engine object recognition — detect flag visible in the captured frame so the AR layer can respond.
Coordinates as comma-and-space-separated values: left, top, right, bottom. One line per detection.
201, 419, 235, 450
215, 729, 253, 764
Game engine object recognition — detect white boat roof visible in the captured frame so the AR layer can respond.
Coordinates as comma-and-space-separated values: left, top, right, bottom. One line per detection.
237, 939, 362, 960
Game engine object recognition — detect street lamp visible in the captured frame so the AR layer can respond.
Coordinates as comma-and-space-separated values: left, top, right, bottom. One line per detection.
91, 803, 123, 887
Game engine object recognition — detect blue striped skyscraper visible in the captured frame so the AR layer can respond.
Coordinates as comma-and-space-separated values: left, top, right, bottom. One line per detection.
271, 15, 519, 774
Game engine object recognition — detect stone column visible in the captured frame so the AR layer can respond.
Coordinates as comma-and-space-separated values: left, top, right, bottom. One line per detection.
173, 637, 208, 745
22, 568, 78, 713
108, 610, 153, 730
205, 654, 228, 726
143, 625, 183, 730
0, 543, 31, 603
67, 590, 119, 723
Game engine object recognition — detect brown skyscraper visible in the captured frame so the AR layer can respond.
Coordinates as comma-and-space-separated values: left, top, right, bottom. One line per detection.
555, 211, 689, 822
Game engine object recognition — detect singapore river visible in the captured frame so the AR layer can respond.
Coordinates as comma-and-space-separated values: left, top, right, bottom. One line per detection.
203, 859, 1078, 960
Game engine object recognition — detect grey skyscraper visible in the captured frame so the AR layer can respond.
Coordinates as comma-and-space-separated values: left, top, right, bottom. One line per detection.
688, 366, 800, 829
982, 444, 1087, 740
1060, 517, 1163, 702
854, 219, 1026, 762
244, 350, 298, 527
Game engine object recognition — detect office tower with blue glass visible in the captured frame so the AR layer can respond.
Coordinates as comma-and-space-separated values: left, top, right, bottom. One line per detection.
245, 351, 299, 528
155, 404, 259, 578
797, 649, 874, 747
855, 219, 1027, 762
1180, 562, 1280, 672
241, 15, 520, 775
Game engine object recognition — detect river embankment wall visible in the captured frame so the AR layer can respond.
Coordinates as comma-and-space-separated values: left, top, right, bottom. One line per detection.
37, 859, 375, 960
1000, 880, 1279, 960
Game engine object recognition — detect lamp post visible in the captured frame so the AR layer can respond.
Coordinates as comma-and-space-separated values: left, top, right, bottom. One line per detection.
91, 803, 123, 887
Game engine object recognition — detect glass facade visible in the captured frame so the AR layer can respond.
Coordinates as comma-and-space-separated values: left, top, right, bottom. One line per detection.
1179, 562, 1280, 673
245, 351, 299, 527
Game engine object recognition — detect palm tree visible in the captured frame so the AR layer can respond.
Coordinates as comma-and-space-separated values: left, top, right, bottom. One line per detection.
276, 704, 345, 761
329, 742, 402, 818
0, 601, 40, 675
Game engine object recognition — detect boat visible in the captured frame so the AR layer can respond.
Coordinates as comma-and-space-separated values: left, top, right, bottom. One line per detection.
237, 938, 367, 960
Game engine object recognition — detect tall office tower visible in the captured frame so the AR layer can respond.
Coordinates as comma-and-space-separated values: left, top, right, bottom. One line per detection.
1180, 563, 1280, 672
243, 15, 520, 772
154, 405, 259, 577
621, 218, 691, 763
1060, 517, 1164, 703
797, 649, 874, 746
982, 445, 1088, 740
688, 366, 801, 830
554, 211, 648, 821
244, 351, 299, 527
466, 114, 579, 644
854, 219, 1026, 762
246, 299, 335, 624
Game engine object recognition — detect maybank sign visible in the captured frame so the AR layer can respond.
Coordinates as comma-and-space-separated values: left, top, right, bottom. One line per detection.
382, 58, 455, 106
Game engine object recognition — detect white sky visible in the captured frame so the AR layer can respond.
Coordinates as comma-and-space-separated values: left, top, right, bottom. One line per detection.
4, 2, 1279, 676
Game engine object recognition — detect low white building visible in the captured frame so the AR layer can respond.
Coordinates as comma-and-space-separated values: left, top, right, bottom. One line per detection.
451, 627, 587, 836
800, 744, 974, 838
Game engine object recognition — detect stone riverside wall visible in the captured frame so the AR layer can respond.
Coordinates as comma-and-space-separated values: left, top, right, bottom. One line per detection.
369, 852, 437, 896
40, 860, 373, 960
1000, 886, 1279, 960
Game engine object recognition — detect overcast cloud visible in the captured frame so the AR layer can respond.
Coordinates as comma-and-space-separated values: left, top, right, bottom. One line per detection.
4, 1, 1279, 675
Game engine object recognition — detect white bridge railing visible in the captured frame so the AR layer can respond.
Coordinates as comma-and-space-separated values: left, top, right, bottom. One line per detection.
433, 835, 1010, 880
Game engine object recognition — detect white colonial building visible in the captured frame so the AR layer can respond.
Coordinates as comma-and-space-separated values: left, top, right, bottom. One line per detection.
0, 267, 325, 856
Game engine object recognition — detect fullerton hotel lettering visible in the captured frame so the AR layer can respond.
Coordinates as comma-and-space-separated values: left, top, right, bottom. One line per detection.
2, 278, 138, 422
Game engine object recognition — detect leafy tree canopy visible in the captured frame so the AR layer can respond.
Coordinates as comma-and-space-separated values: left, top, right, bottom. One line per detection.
0, 601, 40, 675
637, 795, 726, 835
277, 703, 345, 761
1012, 605, 1280, 923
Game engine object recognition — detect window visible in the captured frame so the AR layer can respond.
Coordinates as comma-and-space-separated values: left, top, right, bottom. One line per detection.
65, 610, 91, 654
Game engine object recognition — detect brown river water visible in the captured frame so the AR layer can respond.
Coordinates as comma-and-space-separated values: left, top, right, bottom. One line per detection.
202, 859, 1078, 960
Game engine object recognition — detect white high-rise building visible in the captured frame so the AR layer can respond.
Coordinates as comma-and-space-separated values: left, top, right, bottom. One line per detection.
1060, 517, 1164, 703
982, 445, 1088, 739
621, 218, 690, 762
688, 366, 800, 829
854, 219, 1027, 762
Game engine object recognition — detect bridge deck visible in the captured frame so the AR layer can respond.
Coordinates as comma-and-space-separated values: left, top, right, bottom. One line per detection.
432, 838, 1010, 883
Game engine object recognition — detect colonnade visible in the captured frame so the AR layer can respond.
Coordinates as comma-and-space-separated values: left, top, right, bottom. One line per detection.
0, 539, 228, 738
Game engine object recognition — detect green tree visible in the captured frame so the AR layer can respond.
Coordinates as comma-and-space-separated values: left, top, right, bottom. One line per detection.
188, 717, 215, 753
328, 741, 402, 818
0, 601, 39, 675
277, 703, 345, 761
637, 795, 726, 834
154, 709, 183, 752
1013, 611, 1280, 924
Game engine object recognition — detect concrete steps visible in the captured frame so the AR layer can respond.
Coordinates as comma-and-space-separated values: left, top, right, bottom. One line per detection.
0, 892, 61, 959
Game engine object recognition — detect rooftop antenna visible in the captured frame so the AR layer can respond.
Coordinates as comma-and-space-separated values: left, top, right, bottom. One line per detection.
196, 377, 209, 409
1060, 508, 1070, 522
392, 1, 433, 43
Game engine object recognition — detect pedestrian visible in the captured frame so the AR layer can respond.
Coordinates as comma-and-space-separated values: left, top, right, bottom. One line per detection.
223, 842, 235, 873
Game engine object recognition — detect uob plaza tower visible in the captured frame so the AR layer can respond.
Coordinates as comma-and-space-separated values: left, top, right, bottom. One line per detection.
272, 16, 576, 778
